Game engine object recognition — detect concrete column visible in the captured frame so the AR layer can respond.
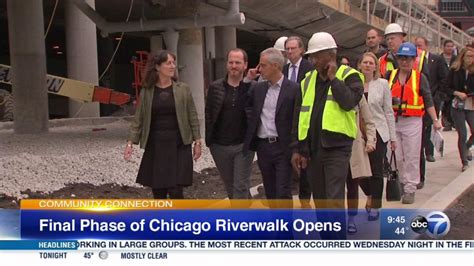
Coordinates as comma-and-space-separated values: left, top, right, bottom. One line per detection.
178, 28, 205, 138
7, 0, 48, 133
163, 31, 180, 56
150, 35, 163, 54
65, 0, 100, 118
215, 26, 236, 79
204, 27, 216, 59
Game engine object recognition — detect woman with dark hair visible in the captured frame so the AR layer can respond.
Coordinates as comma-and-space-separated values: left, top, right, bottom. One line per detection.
124, 50, 202, 199
340, 56, 351, 67
447, 46, 474, 172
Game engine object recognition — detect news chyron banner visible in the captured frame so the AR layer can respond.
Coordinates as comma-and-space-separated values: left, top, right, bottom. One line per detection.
0, 199, 472, 265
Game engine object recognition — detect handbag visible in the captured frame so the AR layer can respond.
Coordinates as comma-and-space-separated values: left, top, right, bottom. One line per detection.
385, 151, 402, 201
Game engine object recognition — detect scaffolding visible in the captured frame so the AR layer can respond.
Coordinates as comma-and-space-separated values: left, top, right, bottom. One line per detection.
350, 0, 472, 51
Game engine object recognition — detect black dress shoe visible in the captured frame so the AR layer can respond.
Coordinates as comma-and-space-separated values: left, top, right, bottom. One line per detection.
368, 210, 380, 221
426, 155, 435, 162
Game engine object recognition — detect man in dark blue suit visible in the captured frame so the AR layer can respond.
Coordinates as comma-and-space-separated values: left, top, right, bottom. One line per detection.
244, 48, 300, 208
282, 36, 314, 208
415, 37, 449, 189
283, 36, 314, 83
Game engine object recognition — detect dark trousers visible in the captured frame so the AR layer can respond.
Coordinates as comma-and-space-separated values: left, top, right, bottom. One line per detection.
441, 98, 454, 128
421, 99, 441, 182
308, 145, 351, 240
346, 170, 359, 217
210, 143, 254, 199
256, 140, 293, 204
152, 187, 184, 199
359, 132, 387, 209
451, 108, 474, 166
298, 170, 312, 202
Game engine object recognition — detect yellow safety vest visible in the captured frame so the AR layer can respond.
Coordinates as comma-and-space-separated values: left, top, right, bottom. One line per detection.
298, 65, 364, 141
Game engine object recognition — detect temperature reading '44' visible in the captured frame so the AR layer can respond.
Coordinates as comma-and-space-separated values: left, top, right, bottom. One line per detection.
395, 227, 406, 235
84, 252, 94, 259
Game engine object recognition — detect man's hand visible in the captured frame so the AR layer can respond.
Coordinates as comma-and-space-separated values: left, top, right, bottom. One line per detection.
291, 153, 308, 177
326, 61, 338, 81
246, 64, 260, 80
433, 119, 442, 131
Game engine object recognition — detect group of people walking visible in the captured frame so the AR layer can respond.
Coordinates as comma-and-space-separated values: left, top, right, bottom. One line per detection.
123, 22, 474, 238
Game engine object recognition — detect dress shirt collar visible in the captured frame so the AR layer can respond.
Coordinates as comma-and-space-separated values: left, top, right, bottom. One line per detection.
290, 57, 303, 68
268, 75, 284, 89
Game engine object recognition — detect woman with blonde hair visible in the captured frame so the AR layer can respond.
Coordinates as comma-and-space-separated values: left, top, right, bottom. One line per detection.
357, 52, 396, 218
447, 46, 474, 172
124, 50, 202, 199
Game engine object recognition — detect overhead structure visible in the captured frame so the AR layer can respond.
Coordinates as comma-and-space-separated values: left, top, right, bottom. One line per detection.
203, 0, 472, 57
72, 0, 245, 36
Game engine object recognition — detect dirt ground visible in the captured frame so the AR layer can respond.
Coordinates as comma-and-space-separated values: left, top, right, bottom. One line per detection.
0, 163, 263, 208
430, 186, 474, 240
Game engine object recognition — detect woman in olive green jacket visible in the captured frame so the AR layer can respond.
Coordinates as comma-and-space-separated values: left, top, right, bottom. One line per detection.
124, 50, 202, 199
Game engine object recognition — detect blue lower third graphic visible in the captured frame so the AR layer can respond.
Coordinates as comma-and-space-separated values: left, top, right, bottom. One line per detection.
20, 209, 452, 240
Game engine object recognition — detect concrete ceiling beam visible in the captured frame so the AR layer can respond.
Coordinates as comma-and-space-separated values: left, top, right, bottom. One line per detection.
72, 0, 245, 37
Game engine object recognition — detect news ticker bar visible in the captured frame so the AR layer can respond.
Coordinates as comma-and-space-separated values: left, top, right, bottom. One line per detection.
0, 240, 473, 250
15, 208, 451, 240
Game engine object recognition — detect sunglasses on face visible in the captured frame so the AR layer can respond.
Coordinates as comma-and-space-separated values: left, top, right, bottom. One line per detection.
396, 55, 414, 61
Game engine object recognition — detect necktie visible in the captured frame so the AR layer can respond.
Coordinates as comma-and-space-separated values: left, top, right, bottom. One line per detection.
290, 64, 297, 82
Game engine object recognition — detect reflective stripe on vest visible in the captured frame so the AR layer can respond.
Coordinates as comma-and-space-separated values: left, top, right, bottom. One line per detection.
415, 49, 426, 72
379, 53, 394, 77
388, 69, 425, 116
298, 65, 363, 141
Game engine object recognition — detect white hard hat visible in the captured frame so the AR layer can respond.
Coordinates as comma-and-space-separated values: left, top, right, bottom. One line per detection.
305, 32, 337, 54
384, 23, 406, 36
273, 36, 288, 51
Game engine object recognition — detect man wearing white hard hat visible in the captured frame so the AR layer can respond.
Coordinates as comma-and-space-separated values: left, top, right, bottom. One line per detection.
291, 32, 364, 239
273, 36, 288, 63
273, 36, 288, 52
379, 23, 428, 78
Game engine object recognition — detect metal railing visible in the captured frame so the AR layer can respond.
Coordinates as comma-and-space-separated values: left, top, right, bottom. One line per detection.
352, 0, 472, 51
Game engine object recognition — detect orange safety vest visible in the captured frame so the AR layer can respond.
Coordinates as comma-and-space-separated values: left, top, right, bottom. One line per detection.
379, 49, 426, 77
388, 69, 425, 117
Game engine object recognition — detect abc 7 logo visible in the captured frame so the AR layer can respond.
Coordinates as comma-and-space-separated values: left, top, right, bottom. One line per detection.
410, 211, 450, 238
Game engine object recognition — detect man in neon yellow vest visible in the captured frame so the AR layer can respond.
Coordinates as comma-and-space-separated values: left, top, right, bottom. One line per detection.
291, 32, 364, 239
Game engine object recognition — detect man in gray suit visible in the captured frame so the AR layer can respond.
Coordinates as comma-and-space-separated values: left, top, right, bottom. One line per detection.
244, 48, 300, 208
